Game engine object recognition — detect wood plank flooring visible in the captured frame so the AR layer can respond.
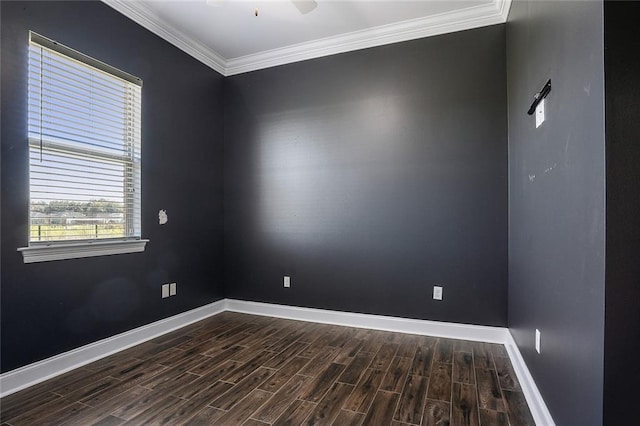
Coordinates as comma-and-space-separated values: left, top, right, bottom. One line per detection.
0, 312, 536, 425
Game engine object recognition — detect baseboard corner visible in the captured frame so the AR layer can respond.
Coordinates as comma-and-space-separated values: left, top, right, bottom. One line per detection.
505, 330, 555, 426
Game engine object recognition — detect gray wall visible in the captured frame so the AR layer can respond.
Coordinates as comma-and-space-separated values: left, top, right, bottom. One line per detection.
1, 1, 225, 372
3, 5, 622, 424
224, 25, 508, 326
604, 2, 640, 423
506, 1, 605, 424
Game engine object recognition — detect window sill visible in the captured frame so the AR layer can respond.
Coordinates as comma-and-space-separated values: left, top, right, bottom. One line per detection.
17, 239, 149, 263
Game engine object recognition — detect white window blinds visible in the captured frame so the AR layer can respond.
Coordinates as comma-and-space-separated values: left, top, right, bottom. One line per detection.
27, 32, 142, 244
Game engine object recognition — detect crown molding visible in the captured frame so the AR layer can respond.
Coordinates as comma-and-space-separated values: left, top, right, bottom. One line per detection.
102, 0, 511, 77
102, 0, 227, 75
226, 1, 511, 75
497, 0, 514, 22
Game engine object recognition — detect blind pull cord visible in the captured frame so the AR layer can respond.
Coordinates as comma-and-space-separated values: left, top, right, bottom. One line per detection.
39, 46, 44, 162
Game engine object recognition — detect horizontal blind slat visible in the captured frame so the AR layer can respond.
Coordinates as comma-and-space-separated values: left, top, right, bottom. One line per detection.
34, 128, 129, 154
29, 158, 128, 177
32, 92, 133, 123
38, 84, 132, 116
29, 114, 128, 140
30, 140, 139, 163
27, 60, 133, 106
30, 50, 132, 94
31, 176, 126, 190
36, 101, 130, 129
31, 167, 128, 182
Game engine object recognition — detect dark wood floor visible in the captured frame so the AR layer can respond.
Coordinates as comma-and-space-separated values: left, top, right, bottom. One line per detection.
0, 312, 535, 426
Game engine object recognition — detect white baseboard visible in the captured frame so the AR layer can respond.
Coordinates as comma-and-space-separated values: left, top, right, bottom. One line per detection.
225, 300, 555, 425
0, 297, 554, 426
505, 331, 556, 426
0, 299, 226, 398
225, 299, 507, 344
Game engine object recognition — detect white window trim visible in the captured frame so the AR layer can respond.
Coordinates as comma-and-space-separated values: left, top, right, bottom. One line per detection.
18, 239, 149, 263
21, 32, 147, 264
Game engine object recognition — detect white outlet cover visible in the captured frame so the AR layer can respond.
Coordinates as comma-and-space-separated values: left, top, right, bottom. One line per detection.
161, 284, 169, 298
535, 99, 545, 128
169, 282, 177, 296
284, 276, 290, 288
433, 286, 443, 301
535, 329, 541, 354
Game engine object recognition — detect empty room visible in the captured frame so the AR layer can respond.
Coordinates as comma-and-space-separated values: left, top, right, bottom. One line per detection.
1, 0, 638, 425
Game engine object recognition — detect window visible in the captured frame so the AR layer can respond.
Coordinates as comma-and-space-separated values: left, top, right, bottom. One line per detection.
18, 32, 147, 263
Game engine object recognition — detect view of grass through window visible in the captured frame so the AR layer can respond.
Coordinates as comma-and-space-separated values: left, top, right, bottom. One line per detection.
29, 200, 127, 241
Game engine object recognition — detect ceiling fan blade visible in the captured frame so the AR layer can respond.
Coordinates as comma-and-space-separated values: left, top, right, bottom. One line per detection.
292, 0, 317, 15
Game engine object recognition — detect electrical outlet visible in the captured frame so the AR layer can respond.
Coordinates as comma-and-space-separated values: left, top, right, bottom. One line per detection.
535, 329, 541, 354
284, 276, 291, 288
169, 282, 177, 296
161, 284, 169, 298
433, 285, 443, 301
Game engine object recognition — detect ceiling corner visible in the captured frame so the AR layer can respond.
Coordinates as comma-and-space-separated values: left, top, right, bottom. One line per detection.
101, 0, 227, 75
496, 0, 513, 22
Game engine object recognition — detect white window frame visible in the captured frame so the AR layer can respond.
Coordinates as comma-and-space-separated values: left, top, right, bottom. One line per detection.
18, 32, 148, 263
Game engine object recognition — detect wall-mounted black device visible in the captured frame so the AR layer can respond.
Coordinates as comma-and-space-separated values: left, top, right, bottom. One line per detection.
527, 79, 552, 115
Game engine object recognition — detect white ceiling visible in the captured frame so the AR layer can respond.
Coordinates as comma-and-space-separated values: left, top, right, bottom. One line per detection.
103, 0, 511, 76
